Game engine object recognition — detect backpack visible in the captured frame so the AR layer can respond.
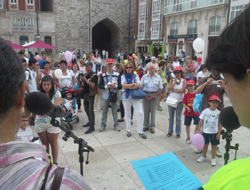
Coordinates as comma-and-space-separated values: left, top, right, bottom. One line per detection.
26, 69, 31, 80
193, 93, 203, 114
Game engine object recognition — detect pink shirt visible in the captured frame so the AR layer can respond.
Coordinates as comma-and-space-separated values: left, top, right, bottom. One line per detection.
193, 62, 204, 77
79, 65, 87, 74
0, 142, 91, 190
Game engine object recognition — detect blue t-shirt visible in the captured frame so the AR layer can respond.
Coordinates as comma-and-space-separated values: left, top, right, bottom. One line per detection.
39, 59, 45, 69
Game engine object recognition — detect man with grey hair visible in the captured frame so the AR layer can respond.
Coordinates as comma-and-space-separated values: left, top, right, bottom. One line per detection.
0, 38, 91, 189
141, 63, 163, 133
144, 56, 159, 74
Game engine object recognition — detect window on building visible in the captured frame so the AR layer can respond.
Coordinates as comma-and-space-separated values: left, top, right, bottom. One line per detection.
138, 22, 146, 40
13, 17, 18, 30
11, 0, 17, 4
170, 22, 178, 35
209, 16, 221, 35
41, 0, 53, 11
139, 3, 147, 21
188, 19, 197, 34
151, 20, 161, 39
0, 0, 4, 9
27, 0, 34, 5
28, 18, 33, 30
44, 36, 52, 56
152, 0, 161, 20
21, 18, 26, 30
20, 36, 29, 46
230, 5, 244, 22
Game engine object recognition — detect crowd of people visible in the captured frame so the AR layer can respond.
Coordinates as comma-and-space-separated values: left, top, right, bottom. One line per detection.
17, 45, 228, 168
2, 4, 250, 189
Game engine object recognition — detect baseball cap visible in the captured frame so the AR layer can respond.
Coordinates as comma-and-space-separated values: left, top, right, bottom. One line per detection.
187, 79, 196, 85
208, 95, 221, 102
107, 58, 114, 64
197, 57, 202, 63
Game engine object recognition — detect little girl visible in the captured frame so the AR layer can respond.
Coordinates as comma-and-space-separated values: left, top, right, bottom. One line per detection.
62, 89, 75, 115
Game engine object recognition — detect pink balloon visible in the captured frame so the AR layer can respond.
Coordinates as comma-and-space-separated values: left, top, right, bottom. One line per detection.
64, 51, 72, 61
191, 133, 205, 149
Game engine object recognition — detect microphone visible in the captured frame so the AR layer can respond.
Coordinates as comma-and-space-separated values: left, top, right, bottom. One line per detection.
219, 106, 241, 133
25, 92, 65, 117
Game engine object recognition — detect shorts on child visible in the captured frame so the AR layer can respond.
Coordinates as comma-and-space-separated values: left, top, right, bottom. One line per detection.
202, 132, 220, 145
162, 83, 167, 94
36, 124, 61, 134
184, 115, 200, 125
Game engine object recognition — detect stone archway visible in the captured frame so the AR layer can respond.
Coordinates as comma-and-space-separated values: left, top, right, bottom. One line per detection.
92, 18, 122, 58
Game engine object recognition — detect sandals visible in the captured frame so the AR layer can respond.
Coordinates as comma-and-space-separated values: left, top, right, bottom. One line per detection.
167, 133, 172, 137
127, 132, 132, 137
78, 109, 82, 112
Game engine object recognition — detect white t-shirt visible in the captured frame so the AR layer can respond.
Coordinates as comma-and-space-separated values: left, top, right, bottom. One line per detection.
173, 61, 180, 68
196, 71, 206, 81
164, 53, 168, 59
25, 68, 38, 93
200, 108, 220, 134
59, 70, 74, 88
15, 127, 33, 142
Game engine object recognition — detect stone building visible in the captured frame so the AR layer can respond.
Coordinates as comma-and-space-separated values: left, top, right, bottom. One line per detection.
0, 0, 136, 58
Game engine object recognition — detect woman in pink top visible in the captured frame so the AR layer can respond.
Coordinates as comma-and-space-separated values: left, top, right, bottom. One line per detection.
79, 59, 87, 74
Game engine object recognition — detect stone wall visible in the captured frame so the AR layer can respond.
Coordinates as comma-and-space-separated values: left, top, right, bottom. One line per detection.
54, 0, 136, 57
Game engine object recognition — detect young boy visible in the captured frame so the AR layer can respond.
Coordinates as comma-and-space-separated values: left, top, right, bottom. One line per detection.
196, 95, 222, 166
183, 79, 200, 144
62, 89, 75, 115
15, 112, 33, 142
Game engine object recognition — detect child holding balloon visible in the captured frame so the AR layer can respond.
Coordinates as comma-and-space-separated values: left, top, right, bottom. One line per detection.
195, 95, 222, 166
183, 79, 200, 144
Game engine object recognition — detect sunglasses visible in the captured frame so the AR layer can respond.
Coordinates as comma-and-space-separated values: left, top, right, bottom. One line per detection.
126, 67, 132, 69
174, 72, 180, 74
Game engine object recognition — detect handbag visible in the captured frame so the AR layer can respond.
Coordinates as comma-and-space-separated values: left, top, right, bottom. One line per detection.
105, 72, 117, 102
130, 75, 146, 99
166, 96, 178, 108
131, 88, 146, 99
193, 93, 203, 114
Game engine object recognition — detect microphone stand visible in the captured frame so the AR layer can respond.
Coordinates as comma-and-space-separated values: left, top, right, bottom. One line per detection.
220, 129, 239, 165
50, 118, 94, 176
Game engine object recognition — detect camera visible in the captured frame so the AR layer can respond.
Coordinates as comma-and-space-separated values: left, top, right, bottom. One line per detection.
211, 81, 219, 85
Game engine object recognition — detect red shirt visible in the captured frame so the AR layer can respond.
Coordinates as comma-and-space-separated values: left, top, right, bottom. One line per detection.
183, 92, 200, 116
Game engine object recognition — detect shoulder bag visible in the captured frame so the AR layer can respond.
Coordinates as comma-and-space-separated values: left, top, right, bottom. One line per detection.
131, 74, 146, 99
105, 72, 117, 102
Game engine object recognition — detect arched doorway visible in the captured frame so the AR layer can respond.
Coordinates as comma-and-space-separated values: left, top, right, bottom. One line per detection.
92, 18, 121, 58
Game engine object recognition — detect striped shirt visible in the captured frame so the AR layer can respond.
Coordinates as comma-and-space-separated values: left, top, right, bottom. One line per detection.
141, 73, 163, 92
0, 142, 91, 190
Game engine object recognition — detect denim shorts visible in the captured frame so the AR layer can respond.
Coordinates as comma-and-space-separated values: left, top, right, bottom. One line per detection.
184, 115, 200, 125
202, 133, 220, 145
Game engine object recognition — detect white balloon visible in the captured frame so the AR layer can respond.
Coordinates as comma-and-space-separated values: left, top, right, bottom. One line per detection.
193, 38, 205, 52
54, 69, 62, 79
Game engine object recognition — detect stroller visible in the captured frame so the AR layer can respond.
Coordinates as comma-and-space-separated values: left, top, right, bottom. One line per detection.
61, 90, 80, 130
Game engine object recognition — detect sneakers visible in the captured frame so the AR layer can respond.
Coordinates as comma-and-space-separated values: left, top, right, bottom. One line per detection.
99, 126, 105, 132
186, 138, 191, 144
114, 125, 121, 132
216, 149, 222, 157
157, 105, 162, 111
195, 149, 203, 154
211, 158, 217, 166
197, 156, 206, 163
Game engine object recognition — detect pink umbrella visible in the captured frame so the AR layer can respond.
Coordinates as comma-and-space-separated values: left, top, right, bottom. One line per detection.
6, 40, 24, 49
24, 41, 58, 49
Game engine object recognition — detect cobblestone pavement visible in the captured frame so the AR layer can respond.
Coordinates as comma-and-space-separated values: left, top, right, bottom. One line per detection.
33, 63, 250, 189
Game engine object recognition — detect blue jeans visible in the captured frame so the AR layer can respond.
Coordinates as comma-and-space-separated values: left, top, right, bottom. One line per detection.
101, 99, 119, 128
96, 64, 102, 73
168, 102, 183, 135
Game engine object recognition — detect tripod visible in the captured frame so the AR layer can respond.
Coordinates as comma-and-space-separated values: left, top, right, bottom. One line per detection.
50, 118, 94, 176
221, 129, 239, 165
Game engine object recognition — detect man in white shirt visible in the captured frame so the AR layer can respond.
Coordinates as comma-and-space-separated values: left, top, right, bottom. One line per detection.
164, 50, 168, 61
102, 49, 105, 59
25, 58, 38, 125
18, 51, 29, 63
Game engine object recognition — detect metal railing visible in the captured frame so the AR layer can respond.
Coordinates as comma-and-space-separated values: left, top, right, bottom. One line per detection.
209, 25, 220, 35
187, 27, 197, 34
13, 25, 18, 30
170, 29, 178, 35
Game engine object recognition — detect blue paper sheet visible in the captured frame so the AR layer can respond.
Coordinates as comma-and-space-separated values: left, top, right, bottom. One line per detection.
131, 151, 203, 190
